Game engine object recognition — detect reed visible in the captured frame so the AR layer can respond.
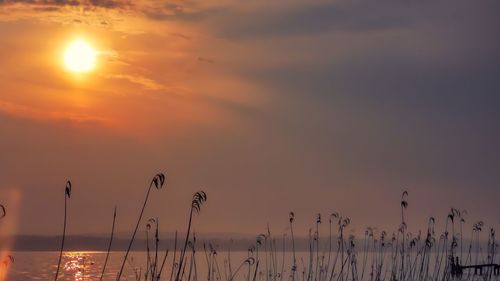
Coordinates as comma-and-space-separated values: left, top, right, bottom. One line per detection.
0, 204, 5, 220
400, 191, 408, 281
10, 172, 497, 281
100, 206, 117, 281
175, 191, 207, 281
116, 173, 166, 281
55, 180, 71, 281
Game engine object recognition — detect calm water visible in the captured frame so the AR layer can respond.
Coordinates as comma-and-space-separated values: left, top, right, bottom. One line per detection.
5, 251, 499, 281
7, 251, 258, 281
7, 251, 142, 281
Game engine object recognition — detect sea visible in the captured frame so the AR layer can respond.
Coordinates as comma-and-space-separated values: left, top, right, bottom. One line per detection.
4, 251, 500, 281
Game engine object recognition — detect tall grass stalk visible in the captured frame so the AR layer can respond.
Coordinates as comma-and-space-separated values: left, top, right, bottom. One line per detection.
175, 191, 207, 281
55, 180, 71, 281
99, 206, 117, 281
116, 173, 166, 281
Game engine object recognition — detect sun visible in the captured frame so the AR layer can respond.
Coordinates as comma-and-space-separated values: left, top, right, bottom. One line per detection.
63, 40, 97, 73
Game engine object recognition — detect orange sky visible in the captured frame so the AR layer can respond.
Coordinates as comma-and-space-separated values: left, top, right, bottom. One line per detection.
0, 0, 499, 237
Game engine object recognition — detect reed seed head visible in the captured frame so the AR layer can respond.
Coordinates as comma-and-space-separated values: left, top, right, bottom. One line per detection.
65, 181, 72, 198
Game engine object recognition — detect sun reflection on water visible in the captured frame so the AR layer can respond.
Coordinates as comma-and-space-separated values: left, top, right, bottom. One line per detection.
63, 252, 95, 281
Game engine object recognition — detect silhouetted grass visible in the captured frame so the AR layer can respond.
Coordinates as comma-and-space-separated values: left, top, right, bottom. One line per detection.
54, 180, 71, 281
0, 204, 5, 220
117, 173, 166, 280
4, 173, 498, 281
100, 206, 117, 281
175, 191, 207, 281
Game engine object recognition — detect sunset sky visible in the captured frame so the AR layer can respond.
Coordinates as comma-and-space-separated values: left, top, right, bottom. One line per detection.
0, 0, 499, 237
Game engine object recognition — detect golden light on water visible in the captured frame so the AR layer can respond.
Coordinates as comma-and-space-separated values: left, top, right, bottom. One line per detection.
63, 40, 97, 73
63, 252, 94, 281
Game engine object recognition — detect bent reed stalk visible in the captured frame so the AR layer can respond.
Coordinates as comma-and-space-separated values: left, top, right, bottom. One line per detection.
116, 173, 166, 281
55, 180, 71, 281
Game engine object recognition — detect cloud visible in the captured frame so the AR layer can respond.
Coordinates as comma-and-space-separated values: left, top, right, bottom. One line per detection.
1, 0, 500, 236
0, 0, 130, 8
0, 100, 110, 125
207, 1, 416, 39
197, 57, 214, 64
169, 32, 191, 40
103, 74, 168, 91
0, 0, 224, 37
0, 0, 207, 31
0, 0, 146, 33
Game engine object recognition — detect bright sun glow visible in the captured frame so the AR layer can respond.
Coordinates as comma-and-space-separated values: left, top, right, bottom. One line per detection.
63, 40, 97, 73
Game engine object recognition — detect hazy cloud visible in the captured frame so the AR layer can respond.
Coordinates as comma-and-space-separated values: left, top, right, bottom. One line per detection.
1, 0, 499, 236
103, 74, 168, 91
0, 0, 130, 8
0, 100, 110, 125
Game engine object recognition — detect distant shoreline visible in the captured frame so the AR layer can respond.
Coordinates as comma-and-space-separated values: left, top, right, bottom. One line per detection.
6, 235, 486, 252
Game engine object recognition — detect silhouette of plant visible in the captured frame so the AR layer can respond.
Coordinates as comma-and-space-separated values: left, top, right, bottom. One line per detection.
400, 190, 408, 281
116, 173, 166, 281
175, 191, 207, 281
99, 206, 116, 281
0, 204, 5, 219
289, 211, 297, 281
15, 172, 499, 281
55, 180, 72, 281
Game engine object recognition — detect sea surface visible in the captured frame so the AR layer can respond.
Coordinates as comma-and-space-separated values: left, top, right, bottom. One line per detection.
7, 251, 137, 281
5, 251, 500, 281
7, 251, 264, 281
